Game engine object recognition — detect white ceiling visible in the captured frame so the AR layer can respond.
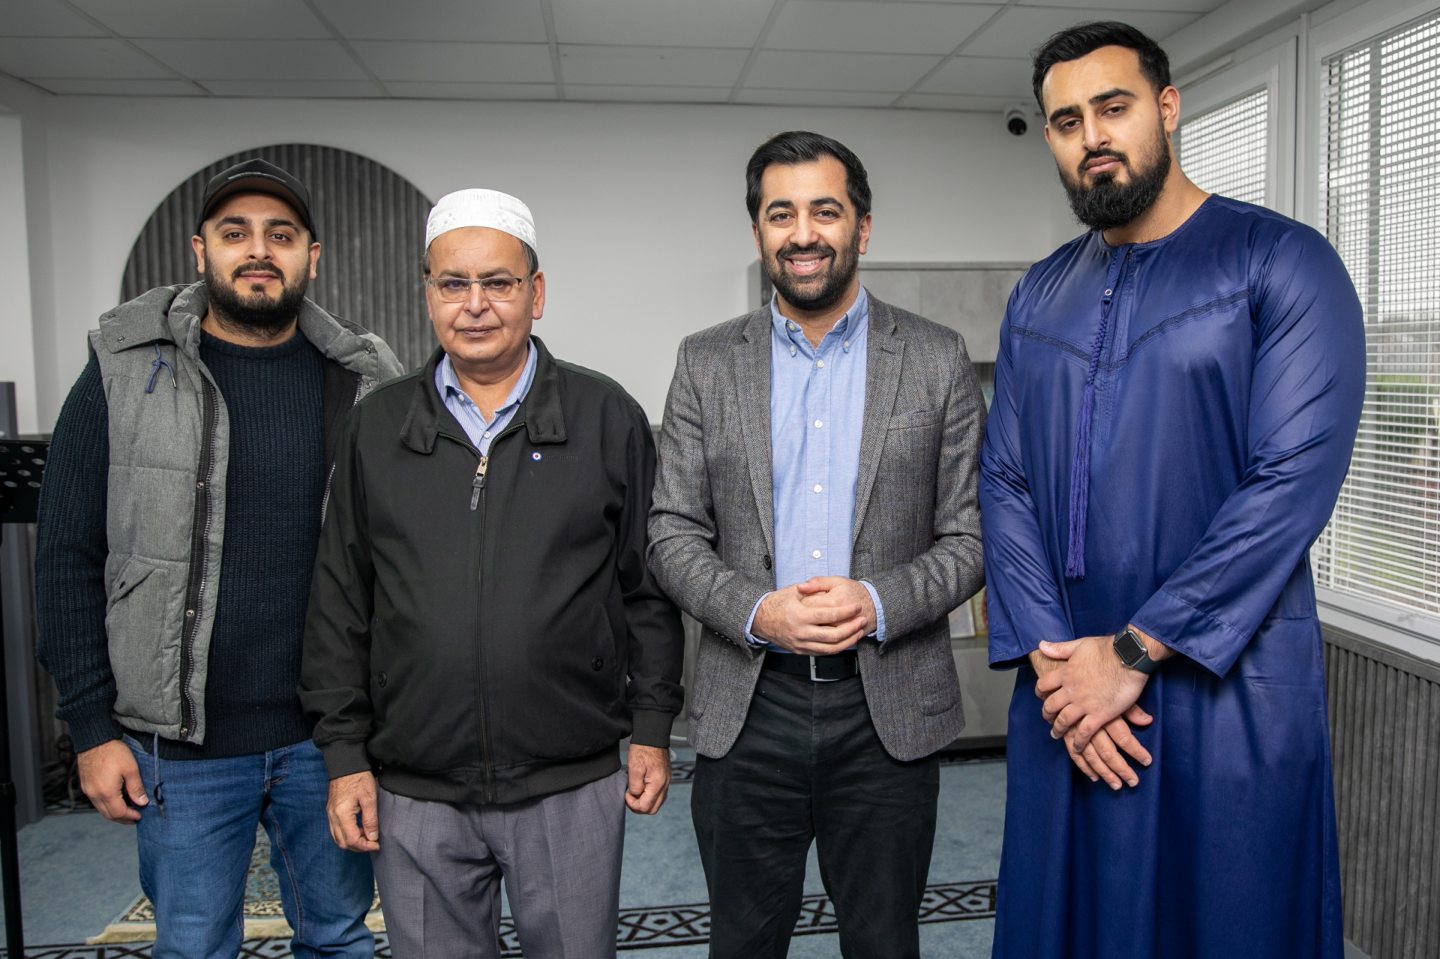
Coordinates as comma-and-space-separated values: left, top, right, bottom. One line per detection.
0, 0, 1231, 112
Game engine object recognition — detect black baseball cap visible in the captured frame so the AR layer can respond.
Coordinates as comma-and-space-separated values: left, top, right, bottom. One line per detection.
195, 158, 318, 240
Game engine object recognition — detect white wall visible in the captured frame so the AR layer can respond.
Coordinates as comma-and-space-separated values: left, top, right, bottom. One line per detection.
14, 94, 1073, 426
0, 111, 38, 435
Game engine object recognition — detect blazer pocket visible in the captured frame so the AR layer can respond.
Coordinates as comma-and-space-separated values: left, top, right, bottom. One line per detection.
888, 409, 940, 430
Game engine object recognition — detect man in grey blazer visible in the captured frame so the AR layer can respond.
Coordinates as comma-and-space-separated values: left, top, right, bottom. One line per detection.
648, 131, 986, 959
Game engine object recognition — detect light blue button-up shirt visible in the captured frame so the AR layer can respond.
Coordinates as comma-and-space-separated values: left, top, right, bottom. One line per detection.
434, 339, 537, 455
746, 287, 887, 647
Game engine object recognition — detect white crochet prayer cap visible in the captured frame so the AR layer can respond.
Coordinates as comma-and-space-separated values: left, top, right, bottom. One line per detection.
425, 189, 538, 252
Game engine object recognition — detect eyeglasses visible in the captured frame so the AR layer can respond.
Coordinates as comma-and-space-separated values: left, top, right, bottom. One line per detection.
425, 275, 528, 303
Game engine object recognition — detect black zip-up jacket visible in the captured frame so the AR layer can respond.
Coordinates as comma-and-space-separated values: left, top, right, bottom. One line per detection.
300, 338, 684, 805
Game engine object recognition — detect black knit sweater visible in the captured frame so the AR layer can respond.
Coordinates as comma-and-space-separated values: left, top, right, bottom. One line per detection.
36, 330, 327, 759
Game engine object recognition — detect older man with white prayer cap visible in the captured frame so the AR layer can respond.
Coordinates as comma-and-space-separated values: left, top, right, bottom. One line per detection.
300, 188, 684, 958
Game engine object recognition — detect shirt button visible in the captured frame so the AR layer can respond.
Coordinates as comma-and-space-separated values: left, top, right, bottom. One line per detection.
790, 346, 797, 356
1104, 289, 1113, 296
811, 549, 822, 559
816, 359, 825, 369
483, 431, 491, 438
842, 341, 850, 349
813, 484, 823, 493
814, 419, 823, 429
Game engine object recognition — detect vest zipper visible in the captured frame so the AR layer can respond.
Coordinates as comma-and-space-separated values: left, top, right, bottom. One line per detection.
179, 375, 218, 740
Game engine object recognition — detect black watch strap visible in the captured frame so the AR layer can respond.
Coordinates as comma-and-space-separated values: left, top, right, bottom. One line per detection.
1113, 626, 1160, 674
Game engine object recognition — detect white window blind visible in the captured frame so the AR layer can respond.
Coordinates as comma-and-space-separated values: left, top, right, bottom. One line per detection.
1176, 88, 1270, 206
1312, 13, 1440, 617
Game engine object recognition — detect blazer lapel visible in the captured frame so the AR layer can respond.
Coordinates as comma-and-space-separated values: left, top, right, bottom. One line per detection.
733, 310, 776, 555
853, 297, 903, 543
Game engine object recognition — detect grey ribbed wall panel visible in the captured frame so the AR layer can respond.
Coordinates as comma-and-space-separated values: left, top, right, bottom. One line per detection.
1325, 626, 1440, 958
120, 144, 432, 369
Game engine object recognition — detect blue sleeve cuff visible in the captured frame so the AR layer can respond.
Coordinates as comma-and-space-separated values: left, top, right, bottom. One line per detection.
860, 580, 887, 644
744, 593, 771, 648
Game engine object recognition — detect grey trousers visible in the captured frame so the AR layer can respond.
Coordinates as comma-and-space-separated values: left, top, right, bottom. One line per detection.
373, 769, 627, 959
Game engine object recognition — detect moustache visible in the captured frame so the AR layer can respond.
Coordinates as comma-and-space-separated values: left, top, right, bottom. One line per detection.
1079, 149, 1128, 176
232, 262, 284, 281
777, 241, 836, 260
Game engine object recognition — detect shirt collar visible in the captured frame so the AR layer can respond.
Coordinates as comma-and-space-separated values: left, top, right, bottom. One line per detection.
770, 286, 869, 356
436, 337, 538, 416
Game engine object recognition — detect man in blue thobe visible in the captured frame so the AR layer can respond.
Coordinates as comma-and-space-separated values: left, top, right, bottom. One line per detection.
983, 22, 1365, 958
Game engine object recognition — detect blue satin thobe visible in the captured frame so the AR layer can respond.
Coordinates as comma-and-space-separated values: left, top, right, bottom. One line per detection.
982, 196, 1365, 959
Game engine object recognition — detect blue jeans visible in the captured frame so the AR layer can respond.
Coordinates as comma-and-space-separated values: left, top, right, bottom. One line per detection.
125, 735, 374, 959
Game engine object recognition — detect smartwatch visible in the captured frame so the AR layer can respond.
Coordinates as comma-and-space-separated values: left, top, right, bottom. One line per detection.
1113, 626, 1160, 674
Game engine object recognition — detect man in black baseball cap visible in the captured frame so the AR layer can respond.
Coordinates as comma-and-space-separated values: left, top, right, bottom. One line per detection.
36, 154, 400, 955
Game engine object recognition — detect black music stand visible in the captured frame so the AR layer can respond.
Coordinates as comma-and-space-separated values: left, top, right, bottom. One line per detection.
0, 438, 45, 958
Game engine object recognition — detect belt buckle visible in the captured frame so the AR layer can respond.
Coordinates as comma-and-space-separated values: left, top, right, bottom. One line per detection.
809, 656, 819, 682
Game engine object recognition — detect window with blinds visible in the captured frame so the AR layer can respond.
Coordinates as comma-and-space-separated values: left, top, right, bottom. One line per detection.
1176, 88, 1269, 206
1312, 13, 1440, 618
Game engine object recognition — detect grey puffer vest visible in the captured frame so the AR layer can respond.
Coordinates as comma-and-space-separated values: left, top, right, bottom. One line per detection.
91, 282, 402, 744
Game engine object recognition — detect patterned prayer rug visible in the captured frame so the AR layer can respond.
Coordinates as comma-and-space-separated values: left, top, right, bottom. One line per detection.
89, 827, 385, 944
74, 879, 996, 954
87, 750, 1003, 946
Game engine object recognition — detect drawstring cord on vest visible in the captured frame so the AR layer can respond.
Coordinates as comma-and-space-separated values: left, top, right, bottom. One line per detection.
1065, 245, 1131, 580
149, 732, 165, 817
144, 343, 177, 394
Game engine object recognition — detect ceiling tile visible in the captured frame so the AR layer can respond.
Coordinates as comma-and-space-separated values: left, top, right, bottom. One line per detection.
0, 38, 175, 79
559, 46, 747, 87
551, 0, 773, 47
1017, 0, 1224, 11
745, 50, 941, 92
134, 39, 366, 81
965, 7, 1204, 59
31, 78, 203, 96
566, 84, 733, 102
766, 1, 997, 55
803, 0, 1003, 4
897, 91, 1019, 112
386, 81, 558, 100
350, 41, 554, 83
918, 55, 1030, 96
67, 0, 331, 39
737, 88, 901, 107
0, 0, 109, 38
201, 80, 388, 98
309, 0, 547, 43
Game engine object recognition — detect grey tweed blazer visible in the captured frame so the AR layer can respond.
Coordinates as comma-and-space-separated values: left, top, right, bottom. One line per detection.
647, 295, 986, 761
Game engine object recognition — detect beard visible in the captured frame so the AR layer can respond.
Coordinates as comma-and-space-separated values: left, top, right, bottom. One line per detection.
1059, 122, 1172, 232
203, 252, 309, 336
761, 226, 862, 314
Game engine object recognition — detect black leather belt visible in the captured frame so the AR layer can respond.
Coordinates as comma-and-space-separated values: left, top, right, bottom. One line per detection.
762, 650, 859, 682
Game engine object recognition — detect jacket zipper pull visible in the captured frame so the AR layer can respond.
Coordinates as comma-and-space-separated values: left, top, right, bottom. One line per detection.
469, 456, 488, 511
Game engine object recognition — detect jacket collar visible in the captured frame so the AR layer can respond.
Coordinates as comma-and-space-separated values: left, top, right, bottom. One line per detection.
731, 289, 903, 551
400, 335, 567, 454
97, 281, 388, 377
738, 288, 898, 344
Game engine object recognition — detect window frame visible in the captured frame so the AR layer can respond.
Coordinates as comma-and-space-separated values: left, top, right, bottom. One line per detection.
1178, 37, 1297, 216
1301, 0, 1440, 649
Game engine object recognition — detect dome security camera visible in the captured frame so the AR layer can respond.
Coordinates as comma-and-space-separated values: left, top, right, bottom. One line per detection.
1004, 106, 1029, 136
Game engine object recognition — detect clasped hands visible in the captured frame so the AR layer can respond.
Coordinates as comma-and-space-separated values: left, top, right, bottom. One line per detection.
752, 576, 876, 655
1030, 632, 1157, 790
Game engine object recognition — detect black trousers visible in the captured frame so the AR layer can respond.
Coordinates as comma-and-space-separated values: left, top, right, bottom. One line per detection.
692, 670, 940, 959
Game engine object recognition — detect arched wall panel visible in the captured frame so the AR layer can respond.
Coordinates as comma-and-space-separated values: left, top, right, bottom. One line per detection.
121, 144, 432, 369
